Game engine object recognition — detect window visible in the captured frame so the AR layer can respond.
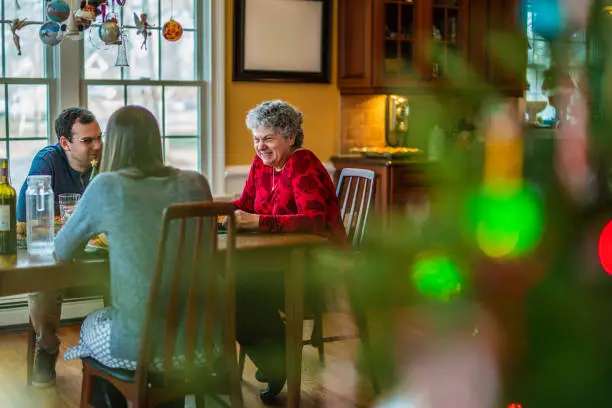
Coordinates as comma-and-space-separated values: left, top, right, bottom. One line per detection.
0, 0, 223, 323
0, 0, 52, 194
525, 2, 587, 124
84, 0, 202, 172
0, 0, 221, 194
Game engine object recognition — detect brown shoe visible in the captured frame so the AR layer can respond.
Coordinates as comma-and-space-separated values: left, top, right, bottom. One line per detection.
31, 349, 58, 388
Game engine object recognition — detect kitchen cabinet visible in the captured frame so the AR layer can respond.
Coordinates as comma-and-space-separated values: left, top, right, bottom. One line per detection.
338, 0, 526, 95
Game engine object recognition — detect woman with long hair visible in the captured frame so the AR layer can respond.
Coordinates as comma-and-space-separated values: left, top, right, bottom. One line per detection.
55, 105, 213, 408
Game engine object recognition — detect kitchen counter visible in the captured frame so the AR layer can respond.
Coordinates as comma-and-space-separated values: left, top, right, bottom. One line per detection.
331, 154, 435, 167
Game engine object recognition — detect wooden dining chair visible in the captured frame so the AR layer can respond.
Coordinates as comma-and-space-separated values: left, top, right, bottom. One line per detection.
79, 202, 243, 408
306, 168, 377, 363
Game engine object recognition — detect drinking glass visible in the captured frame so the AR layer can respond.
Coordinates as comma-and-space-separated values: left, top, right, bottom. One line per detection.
59, 193, 81, 224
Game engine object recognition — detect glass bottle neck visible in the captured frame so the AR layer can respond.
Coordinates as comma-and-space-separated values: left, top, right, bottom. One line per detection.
0, 161, 9, 184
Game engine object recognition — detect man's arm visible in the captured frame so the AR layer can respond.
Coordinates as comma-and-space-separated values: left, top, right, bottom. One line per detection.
17, 154, 54, 222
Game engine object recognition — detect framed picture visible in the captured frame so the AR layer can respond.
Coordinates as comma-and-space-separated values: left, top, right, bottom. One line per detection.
233, 0, 332, 83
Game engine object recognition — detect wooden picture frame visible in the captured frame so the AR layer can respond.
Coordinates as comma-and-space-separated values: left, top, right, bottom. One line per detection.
233, 0, 332, 83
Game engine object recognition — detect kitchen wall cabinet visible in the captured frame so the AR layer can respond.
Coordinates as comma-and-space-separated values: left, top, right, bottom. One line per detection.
338, 0, 526, 95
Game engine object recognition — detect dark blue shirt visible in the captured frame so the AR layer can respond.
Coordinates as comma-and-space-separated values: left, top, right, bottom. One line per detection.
17, 143, 93, 222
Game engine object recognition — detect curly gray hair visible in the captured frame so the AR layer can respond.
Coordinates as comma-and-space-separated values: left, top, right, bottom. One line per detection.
245, 100, 304, 148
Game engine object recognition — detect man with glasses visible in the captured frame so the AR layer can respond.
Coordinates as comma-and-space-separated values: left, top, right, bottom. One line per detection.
17, 107, 102, 388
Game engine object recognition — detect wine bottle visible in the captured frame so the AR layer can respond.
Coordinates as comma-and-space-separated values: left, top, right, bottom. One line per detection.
0, 158, 17, 255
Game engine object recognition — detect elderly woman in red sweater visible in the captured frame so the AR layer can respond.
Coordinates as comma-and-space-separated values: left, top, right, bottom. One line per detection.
232, 100, 347, 403
233, 100, 346, 241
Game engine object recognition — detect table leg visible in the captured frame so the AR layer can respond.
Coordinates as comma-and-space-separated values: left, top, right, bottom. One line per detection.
285, 248, 305, 408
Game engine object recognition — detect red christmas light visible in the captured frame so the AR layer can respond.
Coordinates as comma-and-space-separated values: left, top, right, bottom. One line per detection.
598, 221, 612, 274
507, 404, 522, 408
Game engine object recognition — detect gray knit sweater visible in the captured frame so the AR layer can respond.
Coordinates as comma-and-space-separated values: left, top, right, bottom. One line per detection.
54, 170, 212, 361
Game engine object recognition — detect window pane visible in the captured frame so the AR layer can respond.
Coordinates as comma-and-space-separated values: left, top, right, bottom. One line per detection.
0, 86, 6, 140
0, 26, 3, 77
161, 0, 195, 29
10, 139, 47, 194
164, 137, 198, 171
84, 36, 122, 80
124, 0, 161, 27
8, 85, 48, 138
126, 85, 162, 121
161, 31, 195, 80
87, 85, 125, 129
164, 86, 198, 136
530, 40, 550, 66
4, 0, 44, 21
4, 23, 45, 78
123, 28, 160, 80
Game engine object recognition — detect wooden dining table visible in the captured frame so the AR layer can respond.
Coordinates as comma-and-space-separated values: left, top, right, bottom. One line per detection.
0, 232, 328, 408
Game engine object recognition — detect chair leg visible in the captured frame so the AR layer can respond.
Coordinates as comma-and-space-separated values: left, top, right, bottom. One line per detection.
228, 352, 245, 408
354, 309, 379, 394
312, 312, 325, 366
26, 318, 36, 385
238, 348, 246, 380
195, 393, 207, 408
80, 363, 93, 408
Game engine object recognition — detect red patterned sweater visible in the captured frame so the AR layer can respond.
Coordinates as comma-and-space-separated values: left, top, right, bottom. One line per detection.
233, 149, 348, 244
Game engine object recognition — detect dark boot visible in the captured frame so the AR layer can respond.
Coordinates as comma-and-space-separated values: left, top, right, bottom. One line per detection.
31, 349, 58, 388
259, 376, 286, 404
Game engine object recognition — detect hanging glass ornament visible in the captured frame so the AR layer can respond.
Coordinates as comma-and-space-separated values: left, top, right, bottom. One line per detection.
99, 19, 120, 44
47, 0, 71, 22
115, 33, 129, 67
162, 19, 183, 42
162, 0, 182, 42
40, 21, 64, 46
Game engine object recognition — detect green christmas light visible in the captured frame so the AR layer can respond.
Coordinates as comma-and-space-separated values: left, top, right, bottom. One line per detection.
467, 183, 544, 258
412, 253, 463, 301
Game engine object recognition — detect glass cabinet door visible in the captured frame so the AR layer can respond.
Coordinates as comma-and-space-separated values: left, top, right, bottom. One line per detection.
430, 0, 466, 78
382, 0, 418, 78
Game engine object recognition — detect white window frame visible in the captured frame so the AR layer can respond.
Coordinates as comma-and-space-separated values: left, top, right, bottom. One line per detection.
55, 0, 225, 194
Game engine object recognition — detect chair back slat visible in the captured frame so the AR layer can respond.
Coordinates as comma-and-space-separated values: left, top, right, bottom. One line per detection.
183, 216, 205, 373
222, 215, 237, 355
135, 202, 237, 390
344, 177, 361, 236
203, 217, 218, 360
352, 178, 370, 247
162, 218, 187, 377
336, 168, 376, 247
340, 177, 353, 219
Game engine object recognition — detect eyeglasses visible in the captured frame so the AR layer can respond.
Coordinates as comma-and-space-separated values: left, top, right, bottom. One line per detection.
76, 134, 103, 145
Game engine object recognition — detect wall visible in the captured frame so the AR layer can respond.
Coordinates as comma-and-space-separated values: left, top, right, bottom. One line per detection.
225, 0, 341, 166
340, 95, 387, 153
338, 94, 523, 155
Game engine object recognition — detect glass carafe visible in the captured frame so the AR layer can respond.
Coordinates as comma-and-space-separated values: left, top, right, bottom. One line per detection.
25, 175, 54, 256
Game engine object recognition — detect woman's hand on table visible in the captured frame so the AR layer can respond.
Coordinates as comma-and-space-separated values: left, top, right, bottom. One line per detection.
234, 210, 260, 230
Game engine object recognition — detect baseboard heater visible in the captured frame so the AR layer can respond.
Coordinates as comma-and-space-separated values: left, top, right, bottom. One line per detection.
0, 295, 104, 330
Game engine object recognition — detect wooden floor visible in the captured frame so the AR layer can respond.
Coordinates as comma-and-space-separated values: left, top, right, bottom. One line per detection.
0, 314, 375, 408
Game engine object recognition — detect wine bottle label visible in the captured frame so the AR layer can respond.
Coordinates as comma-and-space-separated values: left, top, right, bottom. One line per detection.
0, 205, 10, 232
